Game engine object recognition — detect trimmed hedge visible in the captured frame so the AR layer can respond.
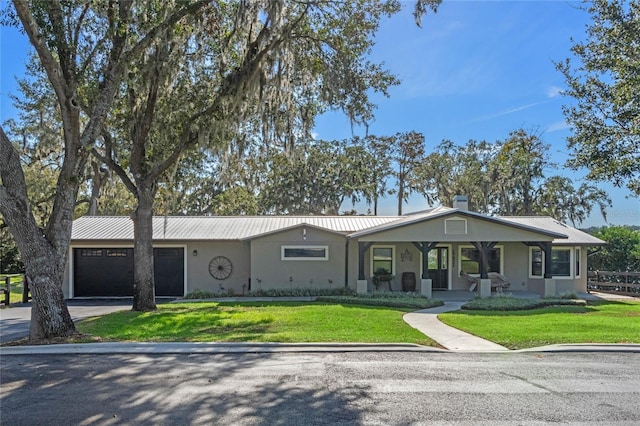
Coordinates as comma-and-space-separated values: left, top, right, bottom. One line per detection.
316, 295, 444, 310
185, 287, 355, 299
461, 296, 586, 311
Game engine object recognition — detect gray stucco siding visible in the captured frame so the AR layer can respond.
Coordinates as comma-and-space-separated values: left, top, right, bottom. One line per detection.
186, 241, 251, 296
354, 214, 559, 243
250, 227, 347, 291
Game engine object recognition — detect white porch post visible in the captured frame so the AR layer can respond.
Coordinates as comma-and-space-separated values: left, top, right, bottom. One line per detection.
479, 279, 492, 298
544, 278, 556, 297
421, 279, 432, 298
357, 280, 368, 295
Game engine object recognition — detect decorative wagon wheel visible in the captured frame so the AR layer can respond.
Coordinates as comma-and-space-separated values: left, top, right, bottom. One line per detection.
208, 256, 232, 280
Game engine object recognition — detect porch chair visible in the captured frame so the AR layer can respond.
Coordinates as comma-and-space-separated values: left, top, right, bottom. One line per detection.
461, 271, 511, 293
488, 272, 511, 293
460, 271, 480, 292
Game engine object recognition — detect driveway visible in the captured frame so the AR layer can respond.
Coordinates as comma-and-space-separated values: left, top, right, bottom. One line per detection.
0, 300, 131, 343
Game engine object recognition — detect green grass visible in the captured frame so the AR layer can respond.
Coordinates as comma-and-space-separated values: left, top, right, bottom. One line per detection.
439, 300, 640, 349
0, 274, 26, 305
77, 301, 437, 346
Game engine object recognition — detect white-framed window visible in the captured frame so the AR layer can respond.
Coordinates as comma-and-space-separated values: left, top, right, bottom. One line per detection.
528, 246, 579, 279
281, 246, 329, 261
370, 246, 395, 275
551, 247, 572, 278
458, 245, 503, 275
529, 247, 544, 278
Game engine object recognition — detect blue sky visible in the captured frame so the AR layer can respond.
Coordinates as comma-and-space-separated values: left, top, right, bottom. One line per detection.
315, 0, 639, 227
1, 1, 638, 227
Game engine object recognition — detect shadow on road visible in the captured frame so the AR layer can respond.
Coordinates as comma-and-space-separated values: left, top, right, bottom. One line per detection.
1, 352, 368, 425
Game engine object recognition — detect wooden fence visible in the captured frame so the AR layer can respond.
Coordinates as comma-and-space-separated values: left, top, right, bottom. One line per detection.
587, 271, 640, 296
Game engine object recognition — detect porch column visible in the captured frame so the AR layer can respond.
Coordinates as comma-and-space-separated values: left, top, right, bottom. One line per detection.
357, 242, 373, 294
412, 242, 439, 280
471, 242, 497, 279
472, 242, 496, 298
413, 242, 438, 299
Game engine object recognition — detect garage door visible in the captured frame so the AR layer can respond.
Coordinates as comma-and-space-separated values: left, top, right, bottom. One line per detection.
74, 248, 134, 297
73, 247, 184, 297
153, 248, 184, 296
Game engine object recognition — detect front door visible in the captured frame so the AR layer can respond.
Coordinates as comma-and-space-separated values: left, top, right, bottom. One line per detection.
428, 247, 449, 290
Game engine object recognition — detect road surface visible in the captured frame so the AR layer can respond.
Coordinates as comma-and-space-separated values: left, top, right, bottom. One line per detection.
1, 351, 639, 425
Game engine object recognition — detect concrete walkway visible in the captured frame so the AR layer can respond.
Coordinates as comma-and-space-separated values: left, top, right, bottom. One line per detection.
403, 302, 510, 351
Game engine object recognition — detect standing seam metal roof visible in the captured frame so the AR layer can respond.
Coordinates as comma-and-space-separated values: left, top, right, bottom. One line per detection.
70, 213, 604, 245
70, 216, 401, 241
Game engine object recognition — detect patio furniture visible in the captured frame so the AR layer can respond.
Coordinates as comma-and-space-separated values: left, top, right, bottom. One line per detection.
461, 271, 510, 293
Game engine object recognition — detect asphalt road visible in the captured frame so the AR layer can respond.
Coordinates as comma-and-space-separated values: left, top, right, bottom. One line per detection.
1, 352, 639, 425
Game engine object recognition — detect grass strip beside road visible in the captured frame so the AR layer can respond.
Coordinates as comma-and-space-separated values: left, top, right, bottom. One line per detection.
77, 301, 437, 346
438, 300, 640, 350
0, 274, 25, 304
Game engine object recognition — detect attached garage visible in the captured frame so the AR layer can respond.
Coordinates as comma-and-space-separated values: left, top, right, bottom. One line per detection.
73, 247, 184, 297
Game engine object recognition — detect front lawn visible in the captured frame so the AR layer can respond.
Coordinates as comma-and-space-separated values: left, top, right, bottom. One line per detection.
77, 301, 437, 346
0, 274, 25, 305
438, 300, 640, 349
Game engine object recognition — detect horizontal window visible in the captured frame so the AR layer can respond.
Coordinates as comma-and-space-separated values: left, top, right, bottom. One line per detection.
106, 249, 128, 257
281, 246, 328, 261
80, 249, 103, 257
155, 248, 181, 257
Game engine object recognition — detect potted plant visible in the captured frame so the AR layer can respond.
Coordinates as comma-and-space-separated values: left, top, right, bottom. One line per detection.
373, 267, 393, 291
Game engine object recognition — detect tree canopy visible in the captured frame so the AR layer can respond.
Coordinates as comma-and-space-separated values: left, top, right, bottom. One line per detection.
557, 0, 640, 196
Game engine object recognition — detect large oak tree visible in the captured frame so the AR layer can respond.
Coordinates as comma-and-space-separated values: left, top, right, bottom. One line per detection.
557, 0, 640, 196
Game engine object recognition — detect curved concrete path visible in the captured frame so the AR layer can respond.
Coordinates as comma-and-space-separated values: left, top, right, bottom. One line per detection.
403, 302, 510, 351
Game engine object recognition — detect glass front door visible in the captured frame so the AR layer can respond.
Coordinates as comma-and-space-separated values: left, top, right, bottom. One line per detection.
428, 247, 449, 290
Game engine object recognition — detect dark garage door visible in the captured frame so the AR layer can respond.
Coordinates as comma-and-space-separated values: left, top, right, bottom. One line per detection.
73, 247, 184, 297
74, 248, 134, 297
153, 248, 184, 296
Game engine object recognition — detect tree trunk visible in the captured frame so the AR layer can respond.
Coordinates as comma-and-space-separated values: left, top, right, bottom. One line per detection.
0, 127, 77, 340
132, 183, 157, 311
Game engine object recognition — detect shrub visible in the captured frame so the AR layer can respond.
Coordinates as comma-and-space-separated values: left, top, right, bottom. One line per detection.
247, 287, 355, 297
316, 294, 444, 310
462, 296, 586, 311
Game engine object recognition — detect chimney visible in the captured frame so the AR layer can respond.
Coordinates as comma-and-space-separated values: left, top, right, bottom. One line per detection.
452, 195, 469, 211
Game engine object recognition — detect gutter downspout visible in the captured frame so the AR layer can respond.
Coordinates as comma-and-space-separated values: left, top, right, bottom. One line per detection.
344, 239, 349, 288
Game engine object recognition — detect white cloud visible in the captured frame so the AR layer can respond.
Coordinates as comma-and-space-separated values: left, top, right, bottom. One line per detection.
546, 120, 571, 133
469, 100, 552, 124
546, 86, 563, 98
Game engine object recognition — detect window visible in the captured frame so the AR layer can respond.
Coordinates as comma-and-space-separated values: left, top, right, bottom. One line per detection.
529, 247, 543, 278
551, 248, 572, 277
80, 249, 103, 257
281, 246, 328, 261
371, 246, 394, 275
156, 248, 180, 257
459, 246, 502, 275
106, 249, 128, 257
575, 248, 581, 278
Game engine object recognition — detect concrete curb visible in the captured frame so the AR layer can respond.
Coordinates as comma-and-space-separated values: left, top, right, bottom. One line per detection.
0, 342, 445, 355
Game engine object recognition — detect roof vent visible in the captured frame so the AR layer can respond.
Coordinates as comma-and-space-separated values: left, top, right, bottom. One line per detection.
452, 195, 469, 211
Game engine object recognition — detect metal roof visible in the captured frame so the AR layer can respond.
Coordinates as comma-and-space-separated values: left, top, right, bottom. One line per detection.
70, 213, 604, 245
347, 207, 569, 240
70, 215, 400, 241
498, 217, 606, 245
